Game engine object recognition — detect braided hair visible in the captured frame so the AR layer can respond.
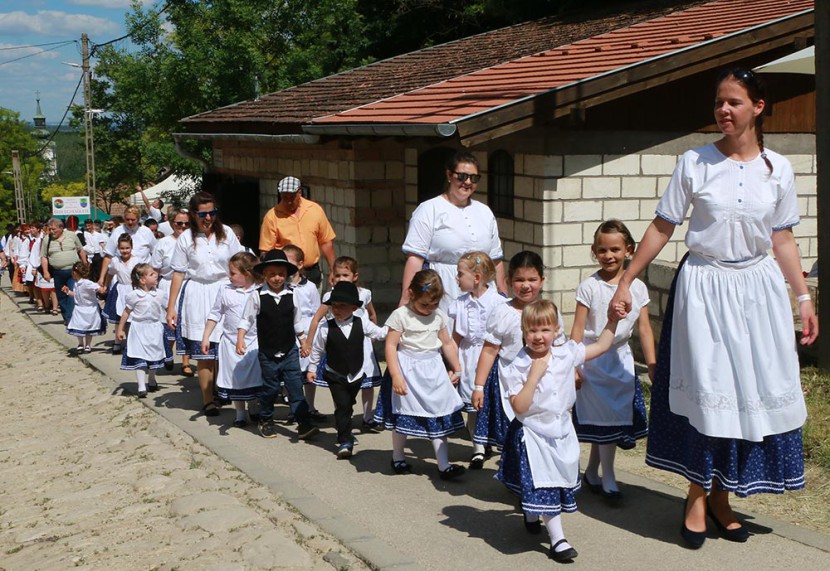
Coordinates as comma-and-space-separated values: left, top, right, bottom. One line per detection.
716, 68, 772, 174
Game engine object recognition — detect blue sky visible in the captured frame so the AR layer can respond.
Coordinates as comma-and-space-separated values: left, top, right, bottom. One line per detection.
0, 0, 155, 125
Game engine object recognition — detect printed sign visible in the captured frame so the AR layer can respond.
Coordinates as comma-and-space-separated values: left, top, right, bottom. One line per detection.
52, 196, 91, 216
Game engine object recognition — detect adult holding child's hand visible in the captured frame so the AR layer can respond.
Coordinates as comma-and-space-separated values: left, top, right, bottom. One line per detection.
609, 68, 817, 550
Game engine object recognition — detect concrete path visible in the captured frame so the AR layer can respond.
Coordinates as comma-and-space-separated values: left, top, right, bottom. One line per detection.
2, 285, 829, 570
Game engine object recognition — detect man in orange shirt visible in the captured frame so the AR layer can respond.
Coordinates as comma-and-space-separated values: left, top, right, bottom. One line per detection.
259, 176, 336, 286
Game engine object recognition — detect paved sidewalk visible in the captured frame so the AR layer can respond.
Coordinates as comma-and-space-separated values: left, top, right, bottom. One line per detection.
2, 285, 829, 570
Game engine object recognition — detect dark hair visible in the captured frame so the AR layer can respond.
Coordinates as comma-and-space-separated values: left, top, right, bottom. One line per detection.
446, 151, 479, 173
282, 244, 305, 266
333, 255, 358, 275
72, 260, 90, 279
716, 67, 772, 173
408, 269, 444, 303
117, 233, 133, 247
508, 251, 544, 281
144, 218, 158, 227
130, 263, 154, 289
591, 219, 636, 254
187, 192, 226, 247
156, 198, 164, 209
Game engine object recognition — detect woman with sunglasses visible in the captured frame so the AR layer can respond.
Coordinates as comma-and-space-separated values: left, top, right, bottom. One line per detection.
151, 208, 191, 374
609, 68, 817, 549
167, 193, 242, 417
400, 151, 508, 312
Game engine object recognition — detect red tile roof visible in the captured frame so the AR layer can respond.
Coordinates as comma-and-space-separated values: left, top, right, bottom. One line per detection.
181, 0, 712, 131
314, 0, 813, 126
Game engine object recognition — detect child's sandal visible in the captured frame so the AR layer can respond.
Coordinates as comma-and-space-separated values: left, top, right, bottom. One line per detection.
181, 364, 195, 377
391, 460, 412, 474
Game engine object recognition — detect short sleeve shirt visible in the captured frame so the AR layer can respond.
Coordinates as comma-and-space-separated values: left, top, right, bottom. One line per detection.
576, 274, 649, 344
385, 305, 448, 352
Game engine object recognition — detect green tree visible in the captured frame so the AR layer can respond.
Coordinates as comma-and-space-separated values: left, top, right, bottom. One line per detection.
0, 108, 46, 228
41, 181, 87, 202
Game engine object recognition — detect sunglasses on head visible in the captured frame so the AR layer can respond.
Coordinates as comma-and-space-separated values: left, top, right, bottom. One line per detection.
195, 209, 219, 219
453, 171, 481, 184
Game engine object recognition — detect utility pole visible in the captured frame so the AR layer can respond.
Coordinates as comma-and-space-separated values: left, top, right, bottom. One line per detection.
11, 151, 26, 224
81, 33, 98, 222
816, 2, 829, 369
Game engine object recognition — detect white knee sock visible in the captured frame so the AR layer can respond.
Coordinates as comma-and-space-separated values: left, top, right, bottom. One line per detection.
543, 514, 572, 552
233, 401, 246, 421
466, 413, 485, 454
392, 430, 407, 462
585, 444, 600, 483
84, 334, 92, 348
135, 369, 147, 392
598, 443, 618, 492
361, 388, 374, 421
431, 437, 450, 471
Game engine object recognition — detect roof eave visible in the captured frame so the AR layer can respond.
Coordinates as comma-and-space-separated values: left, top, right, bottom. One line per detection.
302, 123, 457, 138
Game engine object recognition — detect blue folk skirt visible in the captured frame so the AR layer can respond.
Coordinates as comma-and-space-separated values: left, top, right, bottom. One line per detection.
496, 420, 580, 516
174, 280, 218, 360
121, 341, 173, 371
373, 370, 464, 439
573, 378, 649, 450
645, 254, 805, 497
472, 363, 510, 448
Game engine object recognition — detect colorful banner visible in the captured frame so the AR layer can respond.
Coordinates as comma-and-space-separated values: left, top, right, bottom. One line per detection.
52, 196, 91, 216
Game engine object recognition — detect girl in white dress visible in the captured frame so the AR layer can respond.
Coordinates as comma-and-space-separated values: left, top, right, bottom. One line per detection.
570, 220, 655, 500
116, 263, 170, 398
201, 252, 262, 428
102, 234, 140, 354
302, 256, 380, 426
448, 251, 502, 469
64, 260, 106, 352
497, 300, 621, 563
374, 269, 466, 479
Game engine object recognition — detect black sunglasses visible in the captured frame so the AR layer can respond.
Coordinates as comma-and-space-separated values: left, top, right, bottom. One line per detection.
173, 221, 190, 227
453, 171, 481, 184
195, 209, 219, 219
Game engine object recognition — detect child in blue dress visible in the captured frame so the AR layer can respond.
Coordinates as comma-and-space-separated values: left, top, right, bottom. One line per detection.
497, 299, 620, 563
570, 220, 655, 500
374, 269, 465, 479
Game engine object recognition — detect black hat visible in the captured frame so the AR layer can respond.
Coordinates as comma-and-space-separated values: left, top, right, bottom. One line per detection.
254, 249, 298, 276
324, 281, 363, 307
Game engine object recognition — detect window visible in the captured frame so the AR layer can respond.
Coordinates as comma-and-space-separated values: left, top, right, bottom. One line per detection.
417, 147, 456, 203
488, 150, 514, 218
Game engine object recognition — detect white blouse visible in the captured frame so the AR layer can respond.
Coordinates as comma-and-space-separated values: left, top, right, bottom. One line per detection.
73, 279, 100, 307
103, 225, 156, 262
448, 286, 503, 345
207, 283, 259, 339
656, 144, 800, 262
108, 256, 140, 285
576, 274, 649, 344
150, 235, 178, 280
386, 305, 448, 352
124, 288, 168, 323
170, 226, 242, 283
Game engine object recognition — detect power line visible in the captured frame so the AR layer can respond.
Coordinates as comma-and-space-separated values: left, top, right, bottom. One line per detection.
91, 1, 170, 54
0, 40, 76, 51
0, 41, 76, 67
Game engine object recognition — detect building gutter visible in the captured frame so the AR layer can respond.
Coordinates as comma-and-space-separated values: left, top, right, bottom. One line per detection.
172, 132, 321, 145
301, 123, 456, 138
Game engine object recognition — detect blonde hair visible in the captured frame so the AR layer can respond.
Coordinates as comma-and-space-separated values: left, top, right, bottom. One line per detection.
408, 269, 444, 303
123, 205, 141, 218
458, 251, 496, 283
229, 252, 258, 278
521, 299, 559, 334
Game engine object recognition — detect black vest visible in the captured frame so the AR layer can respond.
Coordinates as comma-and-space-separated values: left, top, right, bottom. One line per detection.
325, 318, 364, 377
256, 289, 296, 357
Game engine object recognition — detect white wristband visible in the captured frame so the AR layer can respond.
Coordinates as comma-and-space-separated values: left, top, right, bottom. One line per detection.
473, 386, 484, 392
797, 294, 812, 304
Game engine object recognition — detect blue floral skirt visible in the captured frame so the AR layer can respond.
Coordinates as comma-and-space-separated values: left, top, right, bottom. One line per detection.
121, 342, 173, 371
472, 363, 510, 448
173, 280, 217, 360
573, 378, 649, 450
102, 284, 120, 324
645, 254, 805, 497
497, 420, 580, 516
373, 371, 464, 438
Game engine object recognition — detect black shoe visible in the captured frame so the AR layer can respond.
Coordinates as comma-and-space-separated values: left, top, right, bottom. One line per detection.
164, 360, 174, 371
469, 453, 485, 470
336, 441, 354, 459
285, 413, 296, 425
391, 460, 412, 474
137, 390, 147, 399
147, 382, 159, 393
438, 464, 465, 481
582, 472, 602, 495
249, 413, 260, 423
706, 498, 749, 542
233, 419, 248, 428
259, 420, 278, 438
680, 496, 707, 549
523, 513, 542, 535
361, 419, 381, 432
202, 402, 220, 417
549, 539, 578, 562
308, 409, 328, 422
297, 423, 319, 440
601, 486, 623, 501
112, 343, 122, 355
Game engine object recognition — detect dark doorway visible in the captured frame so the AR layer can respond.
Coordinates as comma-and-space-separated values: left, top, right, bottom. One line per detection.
417, 147, 456, 203
206, 173, 260, 252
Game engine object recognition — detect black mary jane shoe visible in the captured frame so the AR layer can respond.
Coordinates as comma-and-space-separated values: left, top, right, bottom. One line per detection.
523, 513, 542, 535
706, 498, 749, 542
549, 539, 578, 562
438, 464, 466, 481
680, 497, 707, 549
582, 473, 602, 495
469, 453, 485, 470
391, 460, 413, 474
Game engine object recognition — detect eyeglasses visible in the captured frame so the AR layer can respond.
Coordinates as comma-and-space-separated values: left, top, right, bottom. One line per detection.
195, 209, 219, 219
453, 171, 481, 184
173, 221, 190, 227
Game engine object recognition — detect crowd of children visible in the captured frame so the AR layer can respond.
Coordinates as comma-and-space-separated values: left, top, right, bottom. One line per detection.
5, 216, 659, 563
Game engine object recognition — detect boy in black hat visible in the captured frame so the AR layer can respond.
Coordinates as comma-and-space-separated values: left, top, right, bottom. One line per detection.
307, 281, 387, 459
238, 249, 319, 440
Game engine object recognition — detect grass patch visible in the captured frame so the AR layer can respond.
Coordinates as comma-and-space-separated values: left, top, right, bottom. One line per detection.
800, 367, 830, 471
